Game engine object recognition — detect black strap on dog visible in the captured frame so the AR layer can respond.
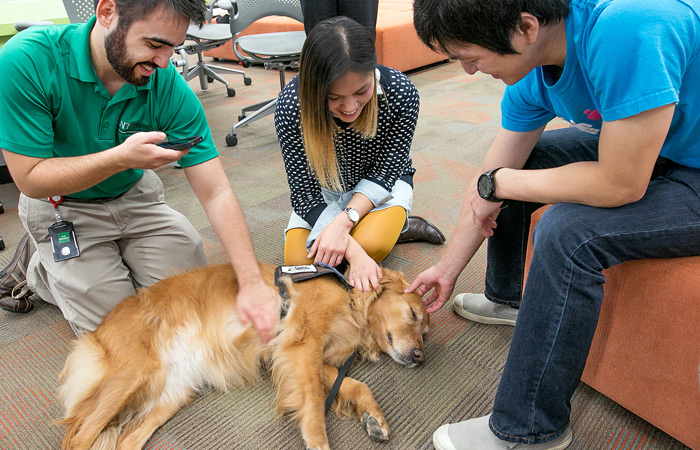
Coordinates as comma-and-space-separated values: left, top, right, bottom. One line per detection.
325, 350, 356, 415
273, 262, 356, 415
274, 262, 353, 318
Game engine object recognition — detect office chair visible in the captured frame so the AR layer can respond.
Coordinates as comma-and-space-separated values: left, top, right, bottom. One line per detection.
218, 0, 305, 146
15, 0, 94, 31
63, 0, 95, 22
173, 1, 252, 97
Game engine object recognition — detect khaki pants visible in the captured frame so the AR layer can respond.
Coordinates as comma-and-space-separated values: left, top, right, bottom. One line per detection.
18, 170, 206, 332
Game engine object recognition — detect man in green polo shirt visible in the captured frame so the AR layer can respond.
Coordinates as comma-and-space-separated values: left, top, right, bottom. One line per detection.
0, 0, 278, 341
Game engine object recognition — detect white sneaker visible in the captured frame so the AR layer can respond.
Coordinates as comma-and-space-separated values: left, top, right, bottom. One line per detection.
433, 414, 572, 450
452, 293, 518, 326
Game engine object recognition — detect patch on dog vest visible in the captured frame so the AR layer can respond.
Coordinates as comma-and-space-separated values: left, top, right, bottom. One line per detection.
274, 263, 353, 317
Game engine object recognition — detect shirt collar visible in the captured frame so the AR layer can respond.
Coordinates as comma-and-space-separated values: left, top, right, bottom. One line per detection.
69, 16, 98, 83
375, 67, 384, 97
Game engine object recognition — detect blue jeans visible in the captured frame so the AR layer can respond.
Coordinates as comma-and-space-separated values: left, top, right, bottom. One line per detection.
485, 128, 700, 444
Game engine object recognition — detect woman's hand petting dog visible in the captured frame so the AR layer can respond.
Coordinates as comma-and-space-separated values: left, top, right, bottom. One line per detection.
345, 239, 383, 291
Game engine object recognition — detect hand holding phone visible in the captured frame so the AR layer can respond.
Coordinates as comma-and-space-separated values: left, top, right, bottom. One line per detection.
156, 135, 203, 151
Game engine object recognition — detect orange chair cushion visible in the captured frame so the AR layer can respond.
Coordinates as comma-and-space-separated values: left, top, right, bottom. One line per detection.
525, 206, 700, 449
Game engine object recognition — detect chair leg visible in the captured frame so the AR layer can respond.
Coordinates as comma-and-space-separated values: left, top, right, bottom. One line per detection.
241, 99, 276, 116
205, 63, 247, 78
178, 51, 250, 95
200, 65, 242, 97
196, 63, 211, 91
224, 66, 291, 146
234, 98, 277, 132
226, 98, 278, 146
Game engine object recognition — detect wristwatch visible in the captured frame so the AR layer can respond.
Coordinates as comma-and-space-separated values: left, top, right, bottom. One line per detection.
343, 207, 360, 225
477, 167, 504, 202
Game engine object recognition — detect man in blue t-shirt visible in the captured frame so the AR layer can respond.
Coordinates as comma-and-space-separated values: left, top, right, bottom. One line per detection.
408, 0, 700, 448
0, 0, 277, 341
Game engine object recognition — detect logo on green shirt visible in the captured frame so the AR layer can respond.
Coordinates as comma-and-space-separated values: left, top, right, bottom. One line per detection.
118, 120, 153, 135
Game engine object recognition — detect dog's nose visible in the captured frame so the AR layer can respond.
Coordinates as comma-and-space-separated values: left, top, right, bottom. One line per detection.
411, 348, 424, 364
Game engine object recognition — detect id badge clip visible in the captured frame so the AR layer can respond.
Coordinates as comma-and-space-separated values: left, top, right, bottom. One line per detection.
48, 196, 80, 262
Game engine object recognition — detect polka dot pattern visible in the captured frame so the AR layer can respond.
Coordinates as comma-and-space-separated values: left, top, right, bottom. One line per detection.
275, 65, 419, 222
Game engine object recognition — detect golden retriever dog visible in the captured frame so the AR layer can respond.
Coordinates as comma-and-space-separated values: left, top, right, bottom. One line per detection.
57, 262, 429, 450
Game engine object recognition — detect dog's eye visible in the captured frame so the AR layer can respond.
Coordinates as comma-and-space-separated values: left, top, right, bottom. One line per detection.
387, 332, 393, 344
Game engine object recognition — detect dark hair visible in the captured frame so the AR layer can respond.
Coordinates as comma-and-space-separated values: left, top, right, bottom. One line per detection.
414, 0, 569, 55
114, 0, 206, 30
299, 16, 377, 105
298, 16, 378, 190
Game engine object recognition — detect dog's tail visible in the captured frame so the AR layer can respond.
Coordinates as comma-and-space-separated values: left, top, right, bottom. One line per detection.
56, 333, 143, 450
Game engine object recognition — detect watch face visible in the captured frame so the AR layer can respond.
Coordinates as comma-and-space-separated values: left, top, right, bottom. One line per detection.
346, 208, 359, 223
477, 173, 492, 199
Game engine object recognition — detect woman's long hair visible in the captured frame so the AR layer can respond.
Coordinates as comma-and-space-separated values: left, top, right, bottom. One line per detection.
298, 16, 378, 191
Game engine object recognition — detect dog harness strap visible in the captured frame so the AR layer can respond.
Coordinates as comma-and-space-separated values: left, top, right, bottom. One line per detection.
273, 266, 292, 318
273, 265, 290, 299
274, 263, 354, 316
315, 261, 353, 290
324, 350, 356, 415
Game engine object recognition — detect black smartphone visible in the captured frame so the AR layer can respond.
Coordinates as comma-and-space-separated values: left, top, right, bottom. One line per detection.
156, 135, 203, 150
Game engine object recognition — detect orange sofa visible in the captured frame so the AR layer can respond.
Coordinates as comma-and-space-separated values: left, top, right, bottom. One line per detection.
525, 206, 700, 449
203, 0, 447, 73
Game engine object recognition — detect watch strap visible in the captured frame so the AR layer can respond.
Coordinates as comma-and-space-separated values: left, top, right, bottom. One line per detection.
480, 167, 504, 202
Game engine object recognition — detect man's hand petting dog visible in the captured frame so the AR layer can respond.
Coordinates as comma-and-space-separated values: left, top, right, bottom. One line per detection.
405, 264, 457, 313
236, 279, 279, 342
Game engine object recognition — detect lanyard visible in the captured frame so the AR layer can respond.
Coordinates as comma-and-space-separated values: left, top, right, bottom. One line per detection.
48, 196, 64, 222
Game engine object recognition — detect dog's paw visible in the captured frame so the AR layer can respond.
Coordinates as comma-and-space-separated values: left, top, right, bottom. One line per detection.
361, 412, 389, 441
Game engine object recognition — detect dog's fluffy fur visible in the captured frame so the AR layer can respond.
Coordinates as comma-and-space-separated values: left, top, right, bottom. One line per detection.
57, 262, 429, 450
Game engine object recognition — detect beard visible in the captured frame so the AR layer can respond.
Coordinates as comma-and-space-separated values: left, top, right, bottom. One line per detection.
104, 24, 157, 86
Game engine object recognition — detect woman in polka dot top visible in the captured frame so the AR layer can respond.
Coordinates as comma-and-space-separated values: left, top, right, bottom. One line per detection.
274, 16, 444, 291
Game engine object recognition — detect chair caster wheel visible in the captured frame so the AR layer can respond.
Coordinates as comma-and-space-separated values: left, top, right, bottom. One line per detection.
238, 115, 246, 121
0, 202, 4, 214
207, 76, 214, 83
226, 133, 238, 146
0, 237, 4, 251
244, 77, 252, 86
227, 88, 236, 97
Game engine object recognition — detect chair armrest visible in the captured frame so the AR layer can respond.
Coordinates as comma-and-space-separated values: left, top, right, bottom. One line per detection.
15, 20, 54, 32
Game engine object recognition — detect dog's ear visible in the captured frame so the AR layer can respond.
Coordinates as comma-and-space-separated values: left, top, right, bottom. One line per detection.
377, 269, 408, 294
349, 284, 379, 320
348, 269, 409, 315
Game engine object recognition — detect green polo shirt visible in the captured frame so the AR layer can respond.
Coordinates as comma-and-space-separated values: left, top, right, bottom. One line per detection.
0, 17, 218, 198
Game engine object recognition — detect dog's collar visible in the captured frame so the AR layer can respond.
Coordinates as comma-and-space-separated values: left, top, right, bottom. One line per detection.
274, 263, 353, 318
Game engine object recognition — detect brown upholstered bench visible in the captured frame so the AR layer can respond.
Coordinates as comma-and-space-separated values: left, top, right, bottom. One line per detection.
525, 205, 700, 449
